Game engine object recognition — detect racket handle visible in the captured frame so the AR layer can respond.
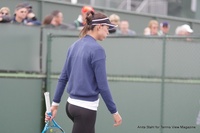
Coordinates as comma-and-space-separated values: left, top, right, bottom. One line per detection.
44, 92, 51, 113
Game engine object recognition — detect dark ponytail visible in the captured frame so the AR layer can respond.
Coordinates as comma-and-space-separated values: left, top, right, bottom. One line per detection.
79, 11, 95, 38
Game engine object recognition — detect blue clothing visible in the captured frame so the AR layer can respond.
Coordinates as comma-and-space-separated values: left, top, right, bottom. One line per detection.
27, 19, 41, 26
10, 17, 28, 25
53, 35, 117, 114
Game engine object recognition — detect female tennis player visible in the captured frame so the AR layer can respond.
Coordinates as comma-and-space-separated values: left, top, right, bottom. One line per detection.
45, 11, 122, 133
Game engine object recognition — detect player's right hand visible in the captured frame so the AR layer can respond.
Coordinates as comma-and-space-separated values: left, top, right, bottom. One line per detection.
50, 106, 58, 120
113, 112, 122, 127
45, 112, 51, 122
45, 105, 58, 121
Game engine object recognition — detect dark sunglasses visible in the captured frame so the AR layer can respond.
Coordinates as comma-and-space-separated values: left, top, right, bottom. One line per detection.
1, 12, 8, 15
20, 11, 27, 14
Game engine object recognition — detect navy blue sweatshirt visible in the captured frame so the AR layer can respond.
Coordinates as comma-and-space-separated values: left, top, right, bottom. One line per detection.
53, 35, 117, 114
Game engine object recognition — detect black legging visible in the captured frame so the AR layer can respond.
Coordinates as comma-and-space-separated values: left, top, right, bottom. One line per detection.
66, 102, 97, 133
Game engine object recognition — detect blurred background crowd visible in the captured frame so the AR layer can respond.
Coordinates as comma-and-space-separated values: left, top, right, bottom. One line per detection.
0, 1, 195, 37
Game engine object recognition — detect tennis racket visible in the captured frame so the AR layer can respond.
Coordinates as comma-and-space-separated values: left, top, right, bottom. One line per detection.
42, 92, 65, 133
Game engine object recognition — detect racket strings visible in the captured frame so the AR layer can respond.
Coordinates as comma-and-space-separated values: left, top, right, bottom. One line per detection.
46, 127, 63, 133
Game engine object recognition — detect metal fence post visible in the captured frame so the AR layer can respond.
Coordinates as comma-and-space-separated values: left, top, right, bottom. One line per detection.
160, 35, 167, 133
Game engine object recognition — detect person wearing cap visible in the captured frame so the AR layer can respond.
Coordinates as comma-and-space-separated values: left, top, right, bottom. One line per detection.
175, 24, 193, 36
45, 11, 122, 133
181, 24, 193, 35
175, 24, 193, 41
20, 2, 41, 26
73, 5, 94, 30
158, 22, 170, 35
10, 3, 28, 24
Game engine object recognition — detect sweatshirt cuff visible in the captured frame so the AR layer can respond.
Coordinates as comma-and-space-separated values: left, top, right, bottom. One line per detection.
113, 111, 119, 114
52, 101, 59, 106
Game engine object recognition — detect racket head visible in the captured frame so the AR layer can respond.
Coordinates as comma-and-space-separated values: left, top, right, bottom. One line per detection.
44, 120, 65, 133
42, 92, 65, 133
45, 127, 64, 133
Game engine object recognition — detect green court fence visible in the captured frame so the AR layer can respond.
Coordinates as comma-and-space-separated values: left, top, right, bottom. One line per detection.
45, 34, 200, 133
1, 25, 200, 133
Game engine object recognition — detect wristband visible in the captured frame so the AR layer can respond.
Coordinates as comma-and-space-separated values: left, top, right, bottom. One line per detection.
113, 111, 119, 115
52, 101, 59, 106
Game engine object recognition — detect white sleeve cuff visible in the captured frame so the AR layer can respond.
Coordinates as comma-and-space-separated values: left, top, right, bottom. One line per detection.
113, 111, 119, 114
52, 102, 59, 106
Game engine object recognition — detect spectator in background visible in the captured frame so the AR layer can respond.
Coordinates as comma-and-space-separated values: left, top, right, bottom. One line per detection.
21, 2, 41, 26
10, 4, 28, 25
143, 27, 150, 35
73, 5, 94, 30
0, 7, 12, 23
42, 14, 54, 27
175, 24, 193, 36
175, 24, 193, 41
109, 14, 120, 34
148, 20, 159, 35
175, 26, 183, 35
50, 10, 75, 30
158, 22, 170, 35
117, 20, 136, 36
